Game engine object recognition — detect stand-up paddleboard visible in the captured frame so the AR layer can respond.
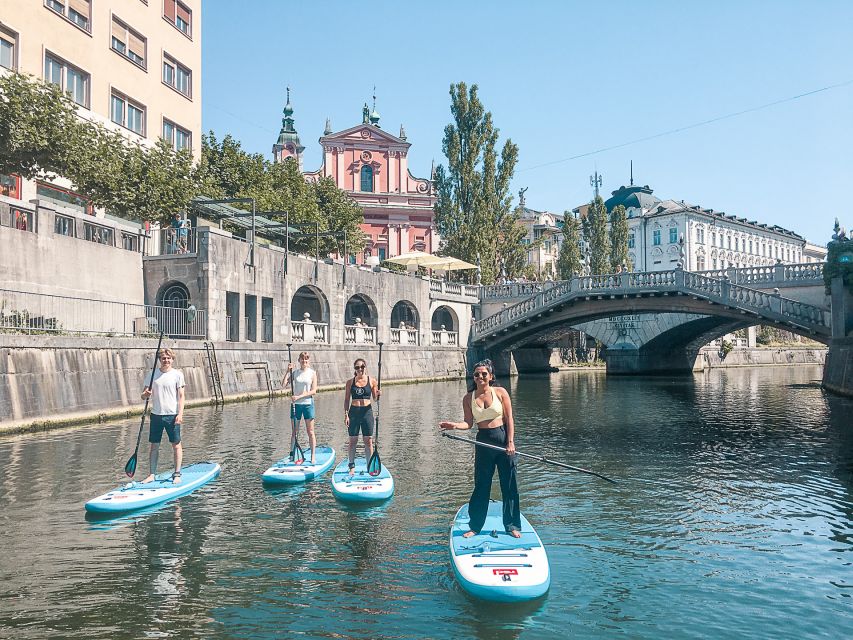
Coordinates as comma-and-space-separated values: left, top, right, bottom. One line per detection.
331, 457, 394, 502
449, 501, 550, 602
85, 461, 221, 513
261, 445, 336, 484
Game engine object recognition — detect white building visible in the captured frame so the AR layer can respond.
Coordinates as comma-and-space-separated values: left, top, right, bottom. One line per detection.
597, 183, 807, 272
518, 206, 563, 278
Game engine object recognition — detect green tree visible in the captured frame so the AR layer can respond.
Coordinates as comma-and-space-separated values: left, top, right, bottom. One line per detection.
434, 82, 523, 284
557, 213, 583, 279
583, 195, 611, 274
0, 72, 84, 178
197, 136, 365, 255
1, 72, 198, 223
609, 204, 630, 271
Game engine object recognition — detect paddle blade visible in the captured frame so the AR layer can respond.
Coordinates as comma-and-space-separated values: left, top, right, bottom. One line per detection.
124, 453, 138, 478
367, 450, 381, 476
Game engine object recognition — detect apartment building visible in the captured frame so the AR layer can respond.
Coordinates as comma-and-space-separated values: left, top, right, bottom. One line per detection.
0, 0, 201, 215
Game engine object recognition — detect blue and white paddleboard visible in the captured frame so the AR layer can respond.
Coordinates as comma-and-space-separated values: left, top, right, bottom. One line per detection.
449, 501, 550, 602
84, 461, 221, 513
261, 445, 336, 484
331, 457, 394, 502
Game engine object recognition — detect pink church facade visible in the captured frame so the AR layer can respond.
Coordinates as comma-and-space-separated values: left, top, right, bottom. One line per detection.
274, 98, 437, 263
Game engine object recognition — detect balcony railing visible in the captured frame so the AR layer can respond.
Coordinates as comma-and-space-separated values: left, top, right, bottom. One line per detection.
0, 288, 207, 338
344, 324, 377, 344
390, 327, 420, 345
149, 227, 198, 256
291, 321, 328, 343
431, 329, 458, 346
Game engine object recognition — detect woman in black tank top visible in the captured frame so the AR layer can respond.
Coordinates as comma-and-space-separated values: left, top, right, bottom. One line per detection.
344, 357, 381, 476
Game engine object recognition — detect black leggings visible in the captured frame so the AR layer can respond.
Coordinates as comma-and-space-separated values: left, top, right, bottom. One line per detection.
467, 426, 521, 533
347, 405, 375, 437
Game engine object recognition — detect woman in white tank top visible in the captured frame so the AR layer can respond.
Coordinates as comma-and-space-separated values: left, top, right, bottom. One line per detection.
283, 351, 318, 463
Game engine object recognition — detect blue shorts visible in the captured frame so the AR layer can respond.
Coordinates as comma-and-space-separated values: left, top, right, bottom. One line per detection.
149, 414, 181, 444
293, 403, 315, 421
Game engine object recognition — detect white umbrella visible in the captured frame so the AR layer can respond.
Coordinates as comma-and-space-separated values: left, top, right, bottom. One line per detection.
383, 251, 448, 268
427, 256, 478, 271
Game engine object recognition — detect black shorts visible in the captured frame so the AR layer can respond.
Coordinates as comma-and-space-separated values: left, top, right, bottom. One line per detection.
348, 405, 375, 437
149, 414, 181, 444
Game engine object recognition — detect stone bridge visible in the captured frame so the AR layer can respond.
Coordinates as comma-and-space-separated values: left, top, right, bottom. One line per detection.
471, 264, 830, 375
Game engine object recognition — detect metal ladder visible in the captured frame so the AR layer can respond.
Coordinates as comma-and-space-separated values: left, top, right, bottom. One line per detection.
204, 341, 224, 404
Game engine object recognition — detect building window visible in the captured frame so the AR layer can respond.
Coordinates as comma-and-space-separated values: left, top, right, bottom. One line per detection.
1, 173, 21, 198
727, 236, 732, 250
121, 232, 139, 251
83, 222, 114, 245
54, 214, 75, 237
37, 181, 93, 214
360, 165, 374, 192
628, 233, 635, 249
378, 246, 386, 261
162, 119, 192, 151
162, 54, 191, 98
13, 208, 34, 232
0, 26, 17, 70
111, 91, 145, 135
44, 53, 89, 108
45, 0, 91, 32
164, 0, 192, 37
111, 17, 147, 68
653, 230, 661, 246
669, 228, 678, 243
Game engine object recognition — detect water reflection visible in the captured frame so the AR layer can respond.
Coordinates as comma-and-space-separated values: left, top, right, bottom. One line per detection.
0, 365, 851, 639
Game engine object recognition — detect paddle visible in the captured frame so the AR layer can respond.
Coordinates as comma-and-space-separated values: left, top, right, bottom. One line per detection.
367, 342, 384, 476
125, 331, 165, 478
286, 343, 305, 464
441, 431, 617, 484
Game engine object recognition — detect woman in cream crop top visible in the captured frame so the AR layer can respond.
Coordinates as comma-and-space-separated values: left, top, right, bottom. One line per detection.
470, 388, 503, 423
438, 359, 521, 538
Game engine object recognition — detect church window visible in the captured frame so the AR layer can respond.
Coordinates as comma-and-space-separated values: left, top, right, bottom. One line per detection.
360, 165, 374, 192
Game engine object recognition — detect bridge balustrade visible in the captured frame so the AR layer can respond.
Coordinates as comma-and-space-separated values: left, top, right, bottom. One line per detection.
472, 267, 831, 342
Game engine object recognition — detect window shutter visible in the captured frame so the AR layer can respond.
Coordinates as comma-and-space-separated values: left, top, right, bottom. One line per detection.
68, 0, 90, 19
164, 0, 176, 21
176, 3, 191, 26
111, 18, 125, 43
128, 32, 145, 60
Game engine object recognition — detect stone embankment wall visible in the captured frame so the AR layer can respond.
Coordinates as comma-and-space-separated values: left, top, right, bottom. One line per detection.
0, 336, 466, 433
694, 347, 826, 369
823, 338, 853, 398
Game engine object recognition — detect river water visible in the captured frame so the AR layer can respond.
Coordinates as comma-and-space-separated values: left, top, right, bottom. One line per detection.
0, 365, 851, 639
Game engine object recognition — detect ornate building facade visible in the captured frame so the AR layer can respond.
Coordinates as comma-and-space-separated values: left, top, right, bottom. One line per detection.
273, 97, 437, 263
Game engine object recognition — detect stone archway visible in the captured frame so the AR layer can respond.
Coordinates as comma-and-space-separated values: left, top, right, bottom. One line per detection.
344, 293, 378, 344
291, 285, 330, 343
391, 300, 420, 345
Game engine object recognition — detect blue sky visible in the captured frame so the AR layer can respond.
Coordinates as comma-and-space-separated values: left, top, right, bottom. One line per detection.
202, 1, 853, 245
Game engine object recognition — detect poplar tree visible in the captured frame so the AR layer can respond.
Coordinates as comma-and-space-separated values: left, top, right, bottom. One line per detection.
556, 213, 583, 279
609, 204, 630, 271
583, 195, 611, 274
433, 82, 525, 284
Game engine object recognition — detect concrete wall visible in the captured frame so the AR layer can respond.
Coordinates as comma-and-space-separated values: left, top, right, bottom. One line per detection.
142, 227, 476, 346
0, 335, 466, 432
0, 200, 144, 302
823, 338, 853, 398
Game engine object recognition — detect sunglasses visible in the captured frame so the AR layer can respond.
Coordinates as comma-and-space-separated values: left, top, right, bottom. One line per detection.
354, 365, 366, 370
472, 371, 490, 378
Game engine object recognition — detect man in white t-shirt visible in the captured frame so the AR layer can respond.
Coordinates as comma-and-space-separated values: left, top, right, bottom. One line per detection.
141, 348, 186, 483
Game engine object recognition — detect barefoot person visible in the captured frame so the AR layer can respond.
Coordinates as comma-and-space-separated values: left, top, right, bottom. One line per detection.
283, 352, 318, 464
343, 357, 380, 476
141, 348, 185, 484
439, 359, 521, 538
